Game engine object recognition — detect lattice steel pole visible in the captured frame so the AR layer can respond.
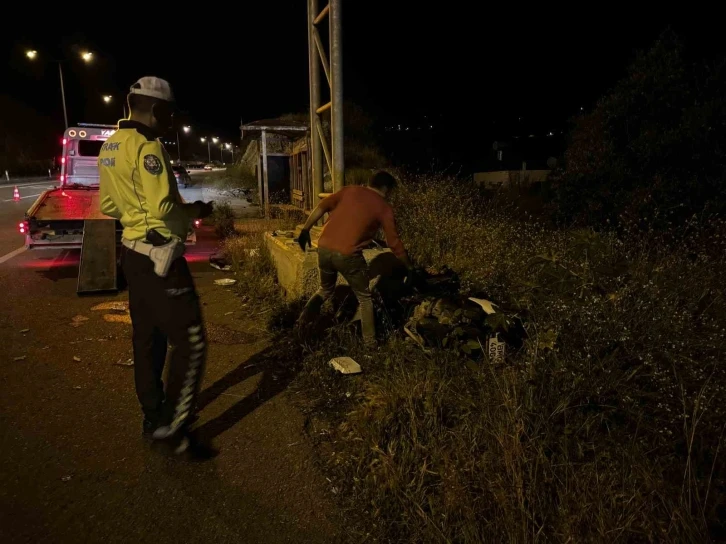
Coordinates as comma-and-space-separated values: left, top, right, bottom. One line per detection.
329, 0, 344, 191
308, 0, 343, 197
308, 0, 323, 203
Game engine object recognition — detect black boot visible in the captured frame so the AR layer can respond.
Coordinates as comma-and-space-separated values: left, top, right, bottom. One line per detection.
142, 418, 159, 440
151, 431, 218, 462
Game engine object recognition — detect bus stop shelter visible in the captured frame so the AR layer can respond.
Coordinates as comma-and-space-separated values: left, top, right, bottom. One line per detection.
240, 119, 310, 217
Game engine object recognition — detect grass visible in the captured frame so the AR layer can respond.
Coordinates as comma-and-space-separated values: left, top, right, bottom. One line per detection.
224, 174, 726, 543
207, 201, 237, 238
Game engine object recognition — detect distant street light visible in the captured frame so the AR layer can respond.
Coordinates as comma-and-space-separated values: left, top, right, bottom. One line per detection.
200, 137, 212, 163
176, 126, 192, 163
225, 143, 235, 161
102, 94, 127, 119
25, 48, 96, 129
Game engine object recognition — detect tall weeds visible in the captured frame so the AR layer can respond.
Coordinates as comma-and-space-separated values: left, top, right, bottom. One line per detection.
229, 175, 726, 542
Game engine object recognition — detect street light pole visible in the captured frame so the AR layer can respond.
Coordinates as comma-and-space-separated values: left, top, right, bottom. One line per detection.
58, 62, 68, 130
26, 49, 93, 131
176, 131, 182, 162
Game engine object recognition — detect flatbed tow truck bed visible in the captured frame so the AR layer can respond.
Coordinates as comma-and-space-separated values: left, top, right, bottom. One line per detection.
22, 123, 196, 295
24, 186, 118, 250
29, 187, 107, 221
24, 185, 197, 294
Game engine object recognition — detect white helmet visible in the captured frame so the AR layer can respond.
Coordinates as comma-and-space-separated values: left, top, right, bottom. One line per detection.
129, 76, 175, 102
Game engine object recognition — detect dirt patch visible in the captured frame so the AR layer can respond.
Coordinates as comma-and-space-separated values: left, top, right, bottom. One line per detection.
206, 323, 260, 345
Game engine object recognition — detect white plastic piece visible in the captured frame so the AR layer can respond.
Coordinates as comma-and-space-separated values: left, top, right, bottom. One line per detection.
488, 334, 506, 364
214, 278, 237, 286
468, 297, 498, 315
329, 356, 362, 375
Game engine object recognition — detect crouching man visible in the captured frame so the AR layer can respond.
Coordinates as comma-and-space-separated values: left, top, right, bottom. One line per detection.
296, 171, 412, 346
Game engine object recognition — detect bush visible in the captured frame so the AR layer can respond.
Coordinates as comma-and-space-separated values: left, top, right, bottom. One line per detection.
208, 202, 237, 238
549, 31, 726, 231
224, 162, 258, 192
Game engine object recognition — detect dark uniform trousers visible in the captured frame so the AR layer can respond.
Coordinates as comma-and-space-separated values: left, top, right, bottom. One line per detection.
122, 247, 207, 434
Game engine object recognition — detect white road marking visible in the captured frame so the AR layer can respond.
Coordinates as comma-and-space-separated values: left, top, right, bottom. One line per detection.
0, 246, 27, 265
2, 193, 42, 203
0, 181, 54, 189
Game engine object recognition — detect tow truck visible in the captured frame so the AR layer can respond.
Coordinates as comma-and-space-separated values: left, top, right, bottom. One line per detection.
19, 123, 199, 295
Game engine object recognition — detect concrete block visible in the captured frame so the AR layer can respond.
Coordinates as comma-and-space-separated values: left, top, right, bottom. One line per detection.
264, 231, 404, 300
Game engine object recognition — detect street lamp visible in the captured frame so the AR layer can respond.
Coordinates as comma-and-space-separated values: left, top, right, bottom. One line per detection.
176, 126, 191, 163
25, 48, 95, 130
102, 94, 127, 119
200, 137, 211, 163
225, 143, 235, 162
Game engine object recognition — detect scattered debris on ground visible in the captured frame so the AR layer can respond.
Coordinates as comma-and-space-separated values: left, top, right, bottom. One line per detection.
113, 359, 134, 367
90, 301, 128, 312
328, 357, 362, 375
374, 267, 527, 361
209, 252, 232, 271
103, 314, 131, 325
70, 315, 89, 327
214, 278, 237, 286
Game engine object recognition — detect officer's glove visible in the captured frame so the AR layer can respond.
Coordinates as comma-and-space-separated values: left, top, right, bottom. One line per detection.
195, 201, 214, 219
297, 228, 311, 252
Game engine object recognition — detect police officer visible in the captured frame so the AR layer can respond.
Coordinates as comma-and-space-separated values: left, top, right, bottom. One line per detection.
98, 77, 213, 457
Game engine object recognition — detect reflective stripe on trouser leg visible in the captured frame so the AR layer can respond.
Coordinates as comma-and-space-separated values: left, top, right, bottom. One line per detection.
153, 324, 206, 439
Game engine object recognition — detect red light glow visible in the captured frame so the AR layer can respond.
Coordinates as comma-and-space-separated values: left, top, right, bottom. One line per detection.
61, 157, 66, 164
60, 175, 64, 183
62, 138, 67, 145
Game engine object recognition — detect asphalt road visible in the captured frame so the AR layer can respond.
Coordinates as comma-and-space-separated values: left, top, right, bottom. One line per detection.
0, 171, 341, 543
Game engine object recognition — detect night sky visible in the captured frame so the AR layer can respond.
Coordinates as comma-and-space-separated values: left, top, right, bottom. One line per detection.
2, 9, 722, 164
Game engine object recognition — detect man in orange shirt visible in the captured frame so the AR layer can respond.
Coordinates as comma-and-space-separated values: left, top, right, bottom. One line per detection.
297, 171, 412, 346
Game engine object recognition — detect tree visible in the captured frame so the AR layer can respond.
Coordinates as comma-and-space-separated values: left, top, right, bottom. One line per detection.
0, 95, 58, 176
549, 31, 726, 230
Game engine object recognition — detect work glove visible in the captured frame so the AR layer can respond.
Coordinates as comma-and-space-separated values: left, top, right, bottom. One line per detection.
297, 228, 311, 251
403, 266, 422, 289
195, 200, 214, 219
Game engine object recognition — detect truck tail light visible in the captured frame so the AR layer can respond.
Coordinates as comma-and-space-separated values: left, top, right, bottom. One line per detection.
59, 175, 65, 183
19, 221, 28, 235
194, 219, 201, 228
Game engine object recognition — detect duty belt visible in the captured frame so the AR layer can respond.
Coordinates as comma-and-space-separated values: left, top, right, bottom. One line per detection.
123, 237, 185, 277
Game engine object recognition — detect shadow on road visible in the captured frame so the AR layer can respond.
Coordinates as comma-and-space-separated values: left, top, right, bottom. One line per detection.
193, 337, 301, 443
